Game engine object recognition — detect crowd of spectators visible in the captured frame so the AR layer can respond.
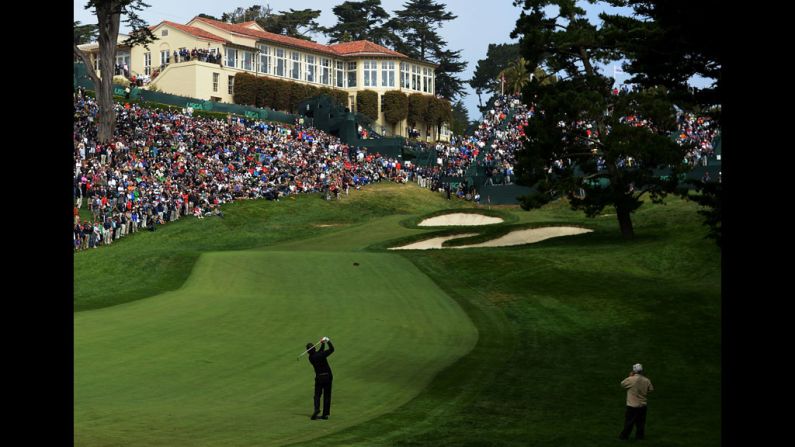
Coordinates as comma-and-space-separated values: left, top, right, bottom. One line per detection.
73, 82, 722, 251
675, 111, 720, 167
172, 47, 223, 65
73, 91, 411, 251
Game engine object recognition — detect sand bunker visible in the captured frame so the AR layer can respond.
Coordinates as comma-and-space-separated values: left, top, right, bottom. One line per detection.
418, 213, 503, 227
390, 227, 592, 250
455, 227, 592, 248
388, 233, 479, 250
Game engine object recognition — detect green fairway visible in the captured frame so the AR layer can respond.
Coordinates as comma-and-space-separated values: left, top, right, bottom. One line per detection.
75, 250, 477, 446
75, 183, 720, 446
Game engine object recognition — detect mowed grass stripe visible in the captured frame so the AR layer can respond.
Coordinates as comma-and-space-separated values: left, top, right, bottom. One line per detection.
75, 251, 478, 447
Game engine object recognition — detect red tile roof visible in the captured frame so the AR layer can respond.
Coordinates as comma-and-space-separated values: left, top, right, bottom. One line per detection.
156, 21, 228, 43
329, 41, 406, 58
191, 17, 336, 55
189, 17, 408, 59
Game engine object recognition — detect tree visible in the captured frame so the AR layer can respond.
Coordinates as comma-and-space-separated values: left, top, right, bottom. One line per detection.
222, 5, 322, 40
388, 0, 454, 60
233, 72, 257, 106
74, 21, 99, 45
600, 0, 721, 106
434, 48, 467, 100
74, 1, 156, 143
323, 0, 396, 46
430, 97, 452, 138
356, 90, 379, 121
197, 13, 219, 20
222, 5, 273, 25
275, 9, 323, 39
387, 0, 467, 101
469, 43, 520, 108
498, 58, 556, 96
499, 57, 530, 95
450, 100, 470, 135
407, 93, 428, 130
602, 0, 722, 246
382, 90, 409, 127
511, 0, 688, 238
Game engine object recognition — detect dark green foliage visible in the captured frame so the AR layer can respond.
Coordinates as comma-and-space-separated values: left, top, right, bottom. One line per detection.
270, 78, 292, 112
387, 0, 455, 61
601, 0, 722, 245
386, 0, 467, 101
512, 1, 690, 238
382, 90, 409, 124
221, 5, 322, 40
433, 48, 467, 100
323, 0, 396, 46
254, 76, 269, 108
601, 0, 721, 105
407, 93, 428, 128
74, 21, 98, 44
331, 89, 350, 108
449, 100, 469, 135
289, 82, 309, 113
469, 43, 520, 107
426, 96, 451, 136
356, 89, 379, 121
232, 72, 257, 106
272, 8, 323, 40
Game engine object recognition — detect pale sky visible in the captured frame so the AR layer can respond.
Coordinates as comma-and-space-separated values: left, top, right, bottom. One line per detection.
74, 0, 713, 120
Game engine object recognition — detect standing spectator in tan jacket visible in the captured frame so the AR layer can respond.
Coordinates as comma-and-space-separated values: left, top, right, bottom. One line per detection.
619, 363, 654, 440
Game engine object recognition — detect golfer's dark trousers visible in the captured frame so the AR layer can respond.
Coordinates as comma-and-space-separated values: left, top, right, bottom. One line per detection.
620, 405, 647, 439
314, 373, 332, 416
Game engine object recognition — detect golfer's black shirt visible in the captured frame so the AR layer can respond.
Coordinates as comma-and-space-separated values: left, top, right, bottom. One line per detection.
308, 341, 334, 377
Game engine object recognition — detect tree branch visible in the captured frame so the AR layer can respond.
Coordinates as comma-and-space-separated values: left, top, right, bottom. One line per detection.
73, 43, 101, 87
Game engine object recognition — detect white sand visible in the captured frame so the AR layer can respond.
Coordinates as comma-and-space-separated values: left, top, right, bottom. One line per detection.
388, 233, 479, 250
389, 227, 592, 250
418, 213, 504, 227
455, 227, 592, 248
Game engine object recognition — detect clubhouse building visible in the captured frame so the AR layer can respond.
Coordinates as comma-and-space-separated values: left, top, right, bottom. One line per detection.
78, 17, 448, 140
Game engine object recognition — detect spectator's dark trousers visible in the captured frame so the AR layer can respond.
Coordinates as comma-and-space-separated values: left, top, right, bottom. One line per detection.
620, 405, 647, 439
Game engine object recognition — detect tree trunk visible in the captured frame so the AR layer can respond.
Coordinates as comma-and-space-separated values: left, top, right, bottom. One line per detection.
615, 204, 634, 239
96, 3, 121, 143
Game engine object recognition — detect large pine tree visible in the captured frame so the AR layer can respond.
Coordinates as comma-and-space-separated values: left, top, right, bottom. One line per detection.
601, 0, 722, 245
323, 0, 396, 46
511, 0, 689, 238
387, 0, 467, 101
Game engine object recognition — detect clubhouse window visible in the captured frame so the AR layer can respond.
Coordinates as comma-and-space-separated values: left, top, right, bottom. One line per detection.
291, 51, 301, 80
275, 48, 286, 77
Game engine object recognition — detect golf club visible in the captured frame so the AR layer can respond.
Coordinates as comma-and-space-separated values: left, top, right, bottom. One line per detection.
296, 339, 323, 361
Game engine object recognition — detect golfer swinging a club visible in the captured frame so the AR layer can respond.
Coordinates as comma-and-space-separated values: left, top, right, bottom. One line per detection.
306, 336, 334, 420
